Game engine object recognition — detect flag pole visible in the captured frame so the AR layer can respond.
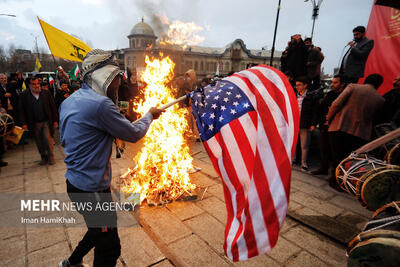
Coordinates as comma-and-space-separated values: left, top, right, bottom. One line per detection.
159, 95, 188, 110
270, 0, 282, 66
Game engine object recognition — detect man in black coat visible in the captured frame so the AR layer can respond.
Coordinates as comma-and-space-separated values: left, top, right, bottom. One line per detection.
381, 74, 400, 126
0, 73, 19, 121
286, 34, 308, 80
304, 38, 324, 91
340, 26, 374, 83
19, 77, 58, 165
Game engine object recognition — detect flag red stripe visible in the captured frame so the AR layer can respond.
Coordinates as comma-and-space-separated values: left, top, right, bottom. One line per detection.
257, 65, 300, 156
215, 132, 246, 261
253, 149, 281, 248
247, 69, 289, 123
228, 118, 259, 258
229, 117, 255, 176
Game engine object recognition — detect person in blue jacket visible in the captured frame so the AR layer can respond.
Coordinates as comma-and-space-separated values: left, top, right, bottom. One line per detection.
58, 49, 163, 267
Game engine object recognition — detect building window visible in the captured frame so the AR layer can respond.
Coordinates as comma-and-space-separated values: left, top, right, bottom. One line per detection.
225, 62, 230, 72
186, 60, 192, 69
133, 56, 136, 68
127, 56, 131, 67
200, 61, 204, 71
194, 61, 198, 71
207, 62, 213, 72
213, 62, 217, 72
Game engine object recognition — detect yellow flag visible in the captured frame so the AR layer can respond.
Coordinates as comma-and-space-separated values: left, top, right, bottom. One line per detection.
35, 57, 42, 72
38, 17, 92, 62
22, 81, 27, 91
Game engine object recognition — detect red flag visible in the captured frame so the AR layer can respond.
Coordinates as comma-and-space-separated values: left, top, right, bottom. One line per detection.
362, 2, 400, 95
190, 66, 299, 261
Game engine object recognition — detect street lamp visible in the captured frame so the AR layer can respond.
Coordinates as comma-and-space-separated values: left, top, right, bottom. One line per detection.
30, 33, 40, 55
305, 0, 323, 39
270, 0, 282, 66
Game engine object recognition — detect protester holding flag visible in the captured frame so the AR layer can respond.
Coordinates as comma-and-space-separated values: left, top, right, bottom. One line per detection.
55, 80, 71, 109
69, 64, 80, 81
58, 49, 163, 267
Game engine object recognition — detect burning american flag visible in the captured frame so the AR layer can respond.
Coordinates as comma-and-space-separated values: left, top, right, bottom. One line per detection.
190, 65, 299, 261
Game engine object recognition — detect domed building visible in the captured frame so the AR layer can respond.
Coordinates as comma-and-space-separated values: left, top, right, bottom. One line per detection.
127, 18, 157, 49
120, 19, 282, 80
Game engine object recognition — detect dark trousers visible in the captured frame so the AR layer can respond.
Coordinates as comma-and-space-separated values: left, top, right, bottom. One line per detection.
318, 129, 331, 171
329, 131, 368, 173
66, 180, 121, 267
33, 122, 54, 161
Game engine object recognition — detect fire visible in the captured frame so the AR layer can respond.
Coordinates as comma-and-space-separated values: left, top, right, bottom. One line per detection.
121, 55, 196, 203
157, 14, 205, 48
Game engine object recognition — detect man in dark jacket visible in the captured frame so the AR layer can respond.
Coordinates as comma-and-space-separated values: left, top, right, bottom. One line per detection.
19, 77, 58, 165
304, 38, 324, 91
55, 80, 71, 109
311, 75, 345, 175
381, 74, 400, 126
286, 35, 308, 79
294, 76, 317, 171
340, 26, 374, 83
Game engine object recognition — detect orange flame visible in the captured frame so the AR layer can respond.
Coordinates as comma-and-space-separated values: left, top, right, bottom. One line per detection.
121, 55, 196, 203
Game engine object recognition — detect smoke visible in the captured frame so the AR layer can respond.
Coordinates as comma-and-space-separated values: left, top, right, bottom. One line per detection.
132, 0, 169, 39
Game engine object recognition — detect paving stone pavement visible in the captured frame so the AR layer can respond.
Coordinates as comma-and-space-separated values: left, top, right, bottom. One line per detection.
0, 138, 374, 266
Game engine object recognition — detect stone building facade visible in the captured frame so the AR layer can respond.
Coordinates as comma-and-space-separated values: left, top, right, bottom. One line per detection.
120, 20, 282, 80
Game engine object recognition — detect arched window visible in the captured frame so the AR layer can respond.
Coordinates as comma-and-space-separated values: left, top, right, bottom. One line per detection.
133, 56, 137, 68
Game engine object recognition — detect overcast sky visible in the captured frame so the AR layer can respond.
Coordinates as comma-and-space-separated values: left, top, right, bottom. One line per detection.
0, 0, 374, 75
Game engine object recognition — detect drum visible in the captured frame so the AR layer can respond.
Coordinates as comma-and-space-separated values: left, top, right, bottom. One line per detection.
347, 201, 400, 267
336, 154, 388, 195
336, 154, 400, 211
0, 113, 14, 137
387, 143, 400, 166
357, 167, 400, 211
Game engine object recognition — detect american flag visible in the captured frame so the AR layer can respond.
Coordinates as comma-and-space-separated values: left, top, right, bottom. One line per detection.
190, 65, 299, 261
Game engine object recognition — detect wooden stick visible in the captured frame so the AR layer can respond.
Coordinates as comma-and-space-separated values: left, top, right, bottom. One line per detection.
159, 95, 188, 110
355, 128, 400, 154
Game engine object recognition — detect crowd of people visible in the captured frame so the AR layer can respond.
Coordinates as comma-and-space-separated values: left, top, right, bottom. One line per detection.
0, 67, 76, 166
285, 26, 400, 191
